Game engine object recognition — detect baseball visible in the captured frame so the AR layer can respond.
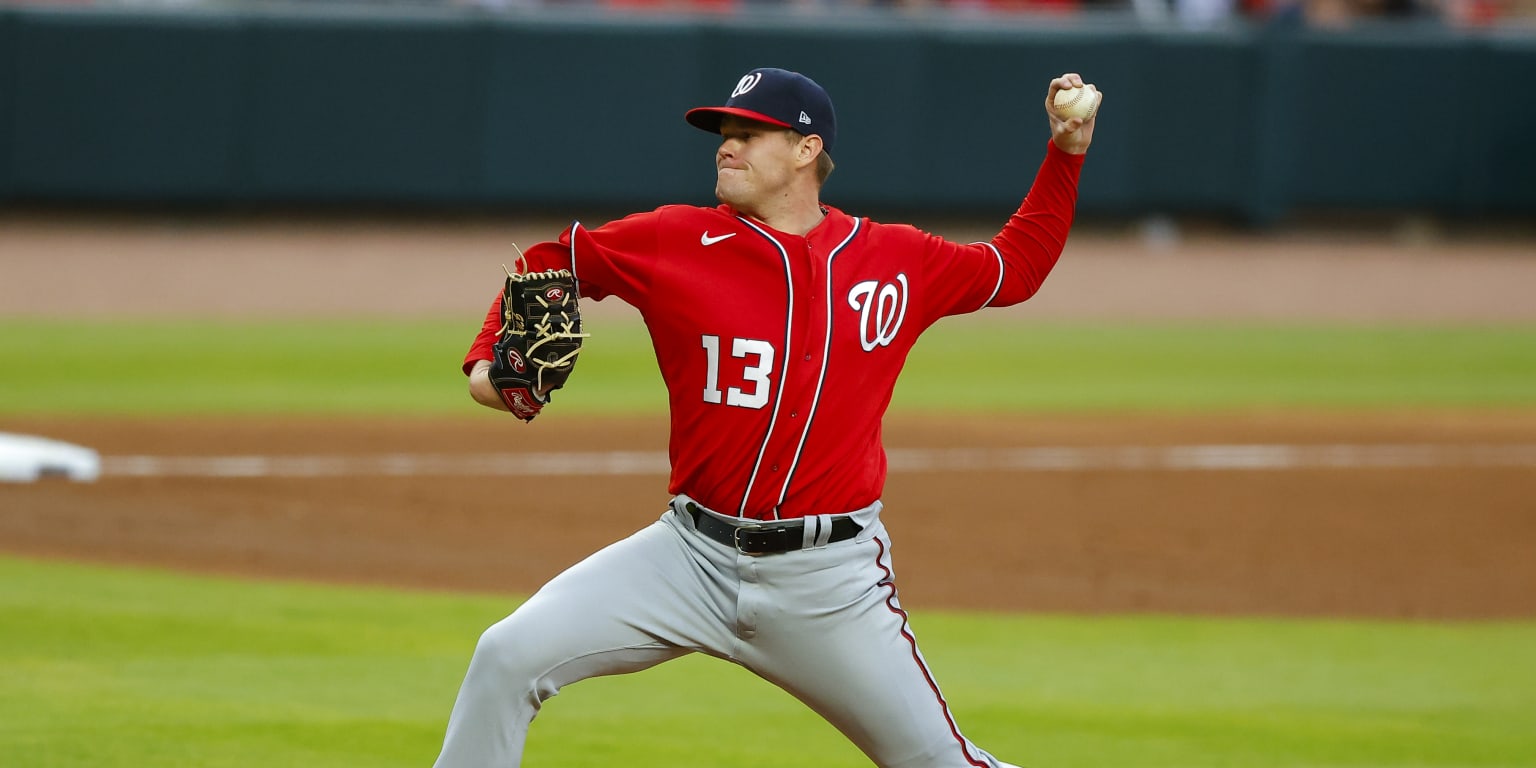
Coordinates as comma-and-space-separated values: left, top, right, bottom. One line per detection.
1053, 85, 1100, 121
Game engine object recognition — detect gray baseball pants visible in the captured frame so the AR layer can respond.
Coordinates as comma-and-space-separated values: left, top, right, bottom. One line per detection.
432, 496, 1016, 768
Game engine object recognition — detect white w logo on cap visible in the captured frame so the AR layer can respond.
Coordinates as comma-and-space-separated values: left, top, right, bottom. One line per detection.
731, 73, 763, 98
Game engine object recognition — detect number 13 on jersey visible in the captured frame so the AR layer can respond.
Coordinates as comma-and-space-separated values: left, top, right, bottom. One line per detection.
701, 335, 773, 409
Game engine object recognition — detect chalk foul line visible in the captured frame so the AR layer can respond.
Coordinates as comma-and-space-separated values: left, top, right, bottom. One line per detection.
98, 444, 1536, 478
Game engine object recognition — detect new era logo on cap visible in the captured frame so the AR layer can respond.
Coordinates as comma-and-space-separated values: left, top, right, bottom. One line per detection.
685, 67, 837, 154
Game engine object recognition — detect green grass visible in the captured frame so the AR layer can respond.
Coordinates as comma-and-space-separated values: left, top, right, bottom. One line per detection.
919, 322, 1536, 411
0, 319, 1532, 415
3, 555, 1534, 768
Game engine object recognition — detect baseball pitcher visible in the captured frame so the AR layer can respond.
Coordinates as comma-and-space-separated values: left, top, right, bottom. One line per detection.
438, 67, 1099, 768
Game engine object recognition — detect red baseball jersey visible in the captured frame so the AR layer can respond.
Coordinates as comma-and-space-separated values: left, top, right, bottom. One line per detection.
467, 140, 1084, 520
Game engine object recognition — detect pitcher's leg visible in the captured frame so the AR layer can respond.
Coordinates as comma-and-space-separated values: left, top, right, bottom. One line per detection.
435, 619, 684, 768
742, 532, 1010, 768
433, 519, 735, 768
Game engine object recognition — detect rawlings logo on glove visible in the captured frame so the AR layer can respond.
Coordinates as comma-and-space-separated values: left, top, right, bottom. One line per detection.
489, 265, 588, 422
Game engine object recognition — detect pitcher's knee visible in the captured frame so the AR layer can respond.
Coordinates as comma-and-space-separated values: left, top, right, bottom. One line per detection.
468, 618, 554, 701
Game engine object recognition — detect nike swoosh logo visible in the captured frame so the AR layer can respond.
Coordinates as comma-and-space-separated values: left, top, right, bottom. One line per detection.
700, 232, 736, 246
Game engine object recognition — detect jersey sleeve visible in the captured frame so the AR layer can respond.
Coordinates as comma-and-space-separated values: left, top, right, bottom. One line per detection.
461, 210, 662, 375
918, 140, 1085, 327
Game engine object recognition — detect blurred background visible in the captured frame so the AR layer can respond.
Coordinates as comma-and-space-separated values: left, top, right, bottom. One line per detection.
5, 0, 1536, 596
0, 0, 1533, 226
2, 0, 1534, 604
3, 4, 1535, 767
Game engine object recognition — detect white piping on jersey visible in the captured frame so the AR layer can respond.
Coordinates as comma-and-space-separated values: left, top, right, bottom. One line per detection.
774, 217, 863, 513
569, 221, 582, 284
734, 216, 796, 520
974, 241, 1005, 312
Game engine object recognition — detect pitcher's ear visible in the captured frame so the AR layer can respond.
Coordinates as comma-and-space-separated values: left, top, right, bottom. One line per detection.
801, 134, 824, 164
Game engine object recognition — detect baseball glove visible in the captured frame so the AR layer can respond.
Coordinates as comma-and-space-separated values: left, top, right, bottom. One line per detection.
488, 265, 587, 422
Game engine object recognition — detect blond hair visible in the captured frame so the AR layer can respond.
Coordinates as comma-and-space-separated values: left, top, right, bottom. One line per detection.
816, 151, 835, 186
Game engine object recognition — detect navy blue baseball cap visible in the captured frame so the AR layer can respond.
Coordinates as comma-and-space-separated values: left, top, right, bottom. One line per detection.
686, 68, 837, 155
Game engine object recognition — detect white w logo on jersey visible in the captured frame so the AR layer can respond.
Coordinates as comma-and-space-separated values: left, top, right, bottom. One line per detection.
847, 274, 909, 352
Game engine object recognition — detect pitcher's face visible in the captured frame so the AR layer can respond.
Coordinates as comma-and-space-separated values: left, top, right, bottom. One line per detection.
713, 116, 800, 211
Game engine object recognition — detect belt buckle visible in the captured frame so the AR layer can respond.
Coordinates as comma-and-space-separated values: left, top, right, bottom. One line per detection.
731, 523, 768, 555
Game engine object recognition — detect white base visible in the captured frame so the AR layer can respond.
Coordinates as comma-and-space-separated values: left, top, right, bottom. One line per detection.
0, 432, 101, 483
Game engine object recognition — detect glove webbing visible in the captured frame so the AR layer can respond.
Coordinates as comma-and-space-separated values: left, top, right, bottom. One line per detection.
502, 267, 590, 394
528, 294, 586, 391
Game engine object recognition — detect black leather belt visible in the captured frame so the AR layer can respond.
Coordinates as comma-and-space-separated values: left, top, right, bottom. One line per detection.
682, 502, 862, 555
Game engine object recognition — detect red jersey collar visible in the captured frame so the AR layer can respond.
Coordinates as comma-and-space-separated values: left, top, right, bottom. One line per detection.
718, 203, 853, 242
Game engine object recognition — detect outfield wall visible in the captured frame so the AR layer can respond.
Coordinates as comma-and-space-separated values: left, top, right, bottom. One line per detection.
1, 6, 1533, 223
